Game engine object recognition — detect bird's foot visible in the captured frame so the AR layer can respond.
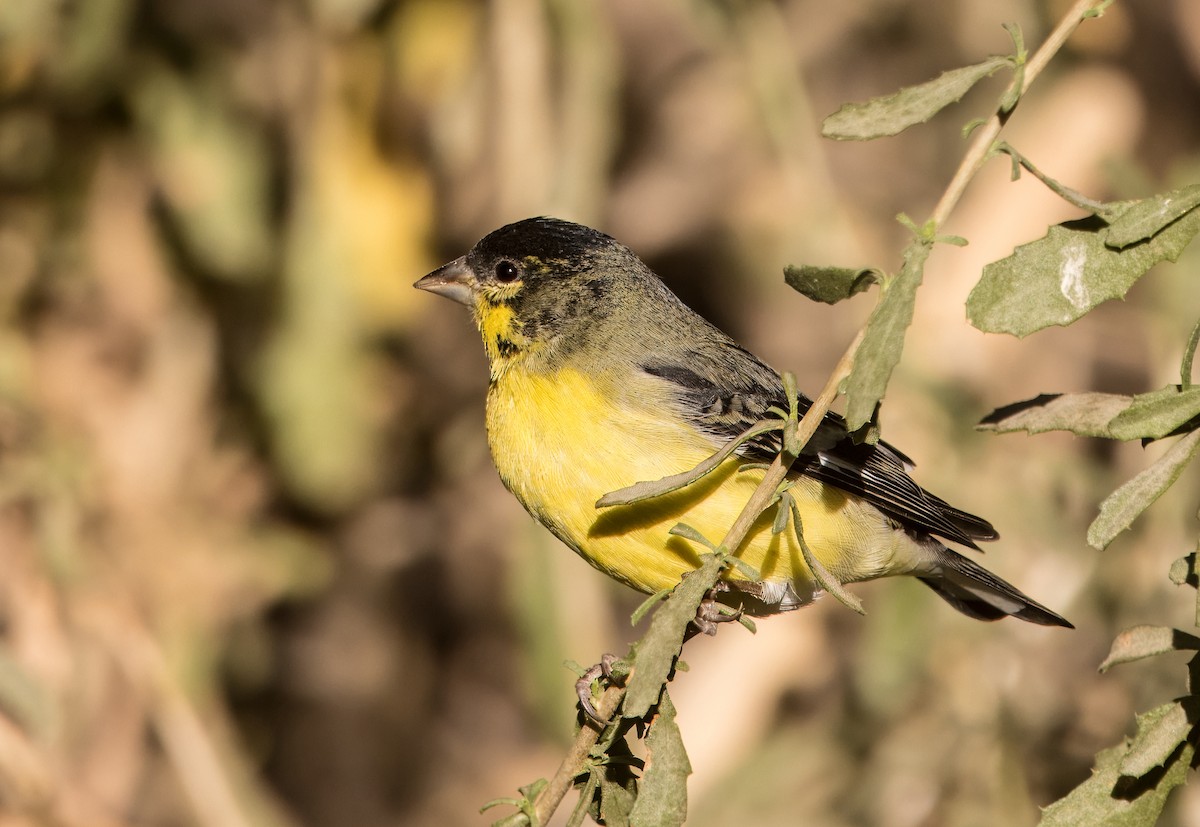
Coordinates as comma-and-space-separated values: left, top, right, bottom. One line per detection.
576, 653, 623, 723
689, 580, 743, 637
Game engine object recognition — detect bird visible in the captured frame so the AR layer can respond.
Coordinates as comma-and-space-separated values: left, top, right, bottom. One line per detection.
415, 216, 1071, 628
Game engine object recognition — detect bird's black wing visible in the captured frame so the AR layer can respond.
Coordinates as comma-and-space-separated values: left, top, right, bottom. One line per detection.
641, 349, 997, 550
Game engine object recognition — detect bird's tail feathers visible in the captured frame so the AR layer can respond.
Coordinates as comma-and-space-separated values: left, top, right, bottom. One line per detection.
919, 547, 1072, 628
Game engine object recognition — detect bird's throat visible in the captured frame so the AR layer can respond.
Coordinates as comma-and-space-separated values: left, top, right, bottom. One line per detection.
474, 299, 529, 379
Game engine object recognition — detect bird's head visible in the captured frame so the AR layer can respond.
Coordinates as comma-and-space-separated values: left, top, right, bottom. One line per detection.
416, 217, 636, 376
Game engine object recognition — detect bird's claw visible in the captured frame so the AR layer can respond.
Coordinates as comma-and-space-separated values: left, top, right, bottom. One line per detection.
689, 580, 743, 636
576, 653, 621, 722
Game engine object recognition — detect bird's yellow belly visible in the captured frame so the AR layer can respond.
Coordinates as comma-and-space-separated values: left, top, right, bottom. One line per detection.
486, 367, 899, 602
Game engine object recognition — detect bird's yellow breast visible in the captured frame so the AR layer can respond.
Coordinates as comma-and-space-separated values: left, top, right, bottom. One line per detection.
486, 364, 905, 601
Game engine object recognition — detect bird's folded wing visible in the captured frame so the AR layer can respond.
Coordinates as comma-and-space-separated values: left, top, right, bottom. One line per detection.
640, 352, 997, 549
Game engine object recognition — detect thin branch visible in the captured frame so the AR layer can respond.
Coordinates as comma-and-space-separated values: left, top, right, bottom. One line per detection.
532, 673, 625, 825
928, 0, 1112, 228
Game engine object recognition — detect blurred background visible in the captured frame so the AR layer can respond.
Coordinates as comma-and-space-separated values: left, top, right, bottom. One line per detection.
1, 0, 1199, 825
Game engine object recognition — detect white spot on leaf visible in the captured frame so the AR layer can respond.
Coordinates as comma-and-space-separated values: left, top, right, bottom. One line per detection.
1059, 243, 1091, 310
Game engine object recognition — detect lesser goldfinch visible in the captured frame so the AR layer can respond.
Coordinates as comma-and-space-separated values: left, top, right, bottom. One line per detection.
416, 217, 1070, 628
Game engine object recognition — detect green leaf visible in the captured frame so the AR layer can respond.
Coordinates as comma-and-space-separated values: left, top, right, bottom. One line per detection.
1038, 705, 1193, 827
482, 778, 548, 825
623, 555, 724, 719
1168, 553, 1196, 588
1105, 185, 1200, 249
725, 556, 761, 582
843, 240, 931, 430
1182, 316, 1200, 389
968, 208, 1200, 337
569, 769, 600, 827
790, 497, 865, 615
1099, 625, 1200, 672
978, 392, 1133, 438
993, 142, 1115, 218
630, 590, 671, 627
629, 690, 690, 827
783, 265, 878, 304
599, 771, 637, 827
667, 523, 719, 551
1107, 386, 1200, 441
998, 23, 1026, 113
1118, 699, 1200, 779
1088, 429, 1200, 550
593, 734, 640, 827
821, 56, 1009, 141
597, 421, 781, 508
780, 372, 801, 456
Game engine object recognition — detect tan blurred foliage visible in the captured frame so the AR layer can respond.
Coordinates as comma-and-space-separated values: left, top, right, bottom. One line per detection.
0, 0, 1199, 825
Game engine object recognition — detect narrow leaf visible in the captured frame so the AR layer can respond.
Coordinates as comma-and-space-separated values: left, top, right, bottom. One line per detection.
998, 25, 1026, 113
1107, 386, 1200, 441
784, 265, 878, 304
1088, 429, 1200, 550
968, 208, 1200, 337
600, 775, 637, 827
1118, 699, 1199, 779
1099, 625, 1200, 672
822, 56, 1009, 141
791, 499, 865, 615
629, 691, 690, 827
667, 523, 718, 551
1038, 708, 1193, 827
978, 392, 1133, 438
726, 556, 761, 582
597, 421, 781, 508
568, 771, 600, 827
771, 499, 790, 534
994, 142, 1115, 218
630, 590, 671, 627
781, 372, 801, 456
843, 240, 930, 430
597, 733, 640, 827
1182, 316, 1200, 389
1105, 185, 1200, 249
623, 555, 724, 719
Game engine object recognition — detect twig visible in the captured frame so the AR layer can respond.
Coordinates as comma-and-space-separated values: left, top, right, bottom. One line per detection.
531, 672, 625, 826
928, 0, 1112, 228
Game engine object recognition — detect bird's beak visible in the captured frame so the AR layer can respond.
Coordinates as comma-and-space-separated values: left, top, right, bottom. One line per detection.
414, 256, 475, 306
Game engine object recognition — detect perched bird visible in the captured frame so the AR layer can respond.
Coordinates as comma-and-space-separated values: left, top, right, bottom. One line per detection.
416, 217, 1070, 628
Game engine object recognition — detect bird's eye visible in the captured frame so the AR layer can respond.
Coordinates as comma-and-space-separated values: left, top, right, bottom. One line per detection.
494, 261, 519, 283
